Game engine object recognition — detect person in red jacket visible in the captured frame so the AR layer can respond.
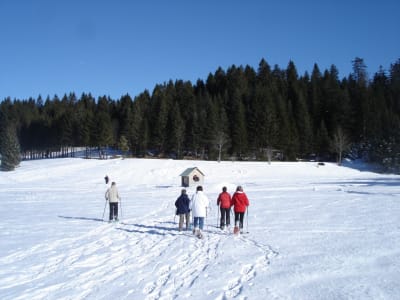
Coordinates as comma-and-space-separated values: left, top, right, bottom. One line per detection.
217, 186, 232, 230
231, 185, 249, 233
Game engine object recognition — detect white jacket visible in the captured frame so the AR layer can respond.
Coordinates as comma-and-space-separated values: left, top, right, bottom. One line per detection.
105, 185, 120, 203
190, 191, 210, 217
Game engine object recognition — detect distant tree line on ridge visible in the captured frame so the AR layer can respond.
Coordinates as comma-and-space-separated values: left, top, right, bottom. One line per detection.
0, 57, 399, 173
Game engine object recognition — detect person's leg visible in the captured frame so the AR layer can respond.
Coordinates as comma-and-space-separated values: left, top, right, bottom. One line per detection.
199, 217, 204, 230
235, 212, 240, 227
109, 203, 113, 221
194, 217, 201, 236
194, 217, 199, 229
178, 214, 184, 231
185, 213, 190, 230
220, 207, 225, 228
239, 212, 244, 230
226, 208, 231, 227
114, 203, 118, 220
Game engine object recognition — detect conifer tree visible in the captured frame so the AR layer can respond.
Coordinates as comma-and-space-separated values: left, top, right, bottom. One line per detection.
0, 123, 21, 171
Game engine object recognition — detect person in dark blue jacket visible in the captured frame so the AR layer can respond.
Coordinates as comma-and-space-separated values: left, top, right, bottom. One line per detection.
175, 189, 191, 231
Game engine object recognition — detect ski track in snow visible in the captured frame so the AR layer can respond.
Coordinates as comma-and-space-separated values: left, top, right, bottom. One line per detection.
1, 158, 399, 299
0, 213, 276, 300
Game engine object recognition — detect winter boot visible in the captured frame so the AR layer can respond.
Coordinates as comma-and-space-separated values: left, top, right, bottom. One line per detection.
233, 221, 240, 235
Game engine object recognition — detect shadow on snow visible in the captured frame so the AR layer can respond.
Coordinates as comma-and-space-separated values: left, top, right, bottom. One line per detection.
57, 216, 200, 236
117, 221, 180, 236
58, 215, 104, 222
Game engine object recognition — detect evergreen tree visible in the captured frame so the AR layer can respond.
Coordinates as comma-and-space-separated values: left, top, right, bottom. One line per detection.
150, 84, 170, 154
230, 90, 248, 157
94, 111, 114, 155
131, 91, 150, 156
166, 102, 185, 158
1, 123, 21, 171
315, 119, 331, 159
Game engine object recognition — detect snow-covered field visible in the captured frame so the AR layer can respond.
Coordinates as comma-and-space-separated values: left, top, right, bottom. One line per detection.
0, 158, 399, 300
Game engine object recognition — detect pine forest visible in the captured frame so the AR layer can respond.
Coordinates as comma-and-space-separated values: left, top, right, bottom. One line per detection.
1, 57, 399, 173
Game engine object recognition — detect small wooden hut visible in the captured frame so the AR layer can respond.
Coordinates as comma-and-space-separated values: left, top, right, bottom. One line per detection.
180, 167, 205, 187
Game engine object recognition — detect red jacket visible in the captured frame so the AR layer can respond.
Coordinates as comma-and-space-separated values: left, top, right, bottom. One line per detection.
217, 191, 232, 209
232, 191, 249, 213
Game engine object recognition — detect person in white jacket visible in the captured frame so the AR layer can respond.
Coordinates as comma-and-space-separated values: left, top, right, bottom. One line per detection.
190, 185, 210, 238
105, 182, 120, 221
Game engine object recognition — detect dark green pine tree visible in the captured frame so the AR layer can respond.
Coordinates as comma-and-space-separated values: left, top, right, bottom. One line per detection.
95, 111, 114, 149
315, 119, 331, 159
370, 60, 400, 172
203, 97, 219, 160
1, 123, 21, 171
131, 91, 150, 156
150, 84, 170, 154
348, 57, 369, 143
117, 94, 134, 140
310, 64, 323, 133
230, 90, 248, 157
286, 61, 313, 157
166, 102, 185, 158
389, 59, 400, 115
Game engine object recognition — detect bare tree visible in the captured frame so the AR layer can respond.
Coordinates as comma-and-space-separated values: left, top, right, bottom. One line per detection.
332, 127, 351, 165
215, 130, 229, 163
264, 146, 274, 164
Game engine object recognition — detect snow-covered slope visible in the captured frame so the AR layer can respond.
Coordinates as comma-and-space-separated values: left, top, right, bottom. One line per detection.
0, 158, 399, 299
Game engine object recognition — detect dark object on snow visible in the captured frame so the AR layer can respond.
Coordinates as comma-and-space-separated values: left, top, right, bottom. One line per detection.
104, 175, 109, 184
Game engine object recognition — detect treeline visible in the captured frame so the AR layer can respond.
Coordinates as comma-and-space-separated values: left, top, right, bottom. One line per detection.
1, 57, 400, 172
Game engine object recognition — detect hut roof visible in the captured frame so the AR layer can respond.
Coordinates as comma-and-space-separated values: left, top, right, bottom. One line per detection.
179, 167, 204, 177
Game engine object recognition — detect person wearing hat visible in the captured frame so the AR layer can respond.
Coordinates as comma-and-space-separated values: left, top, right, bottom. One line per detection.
231, 185, 249, 234
175, 189, 191, 231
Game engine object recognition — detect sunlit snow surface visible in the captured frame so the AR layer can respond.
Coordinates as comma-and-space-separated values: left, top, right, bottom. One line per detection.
0, 158, 399, 299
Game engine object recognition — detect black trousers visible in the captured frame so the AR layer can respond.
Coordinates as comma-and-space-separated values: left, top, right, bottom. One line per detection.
234, 212, 245, 229
109, 202, 119, 220
220, 207, 231, 227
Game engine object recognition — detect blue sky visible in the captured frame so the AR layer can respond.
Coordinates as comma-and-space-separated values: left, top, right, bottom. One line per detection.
0, 0, 399, 100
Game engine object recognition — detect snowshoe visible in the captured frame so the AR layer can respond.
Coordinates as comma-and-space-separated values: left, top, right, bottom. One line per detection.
233, 226, 240, 235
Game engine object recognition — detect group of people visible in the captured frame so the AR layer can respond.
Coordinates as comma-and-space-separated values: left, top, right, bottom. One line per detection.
175, 185, 250, 238
103, 176, 250, 237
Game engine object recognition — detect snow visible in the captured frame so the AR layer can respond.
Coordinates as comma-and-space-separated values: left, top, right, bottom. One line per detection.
0, 158, 399, 300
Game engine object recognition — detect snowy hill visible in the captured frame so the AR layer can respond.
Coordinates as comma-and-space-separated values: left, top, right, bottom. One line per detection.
0, 158, 399, 300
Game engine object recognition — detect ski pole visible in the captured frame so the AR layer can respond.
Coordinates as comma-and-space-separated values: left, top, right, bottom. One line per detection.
217, 205, 219, 228
102, 198, 108, 221
246, 207, 249, 233
120, 197, 122, 221
206, 208, 209, 232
